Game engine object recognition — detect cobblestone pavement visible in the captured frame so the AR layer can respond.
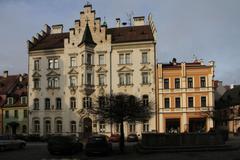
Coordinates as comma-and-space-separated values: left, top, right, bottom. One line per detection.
0, 137, 240, 160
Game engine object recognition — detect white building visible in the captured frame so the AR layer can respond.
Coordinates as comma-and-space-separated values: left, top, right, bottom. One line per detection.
28, 4, 157, 137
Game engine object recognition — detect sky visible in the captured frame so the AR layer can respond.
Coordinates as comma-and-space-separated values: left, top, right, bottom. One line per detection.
0, 0, 240, 85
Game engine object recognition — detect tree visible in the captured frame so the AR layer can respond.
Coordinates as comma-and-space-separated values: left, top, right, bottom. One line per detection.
92, 93, 153, 152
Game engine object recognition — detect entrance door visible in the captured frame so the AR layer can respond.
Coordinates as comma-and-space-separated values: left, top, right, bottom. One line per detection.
83, 117, 92, 138
189, 118, 206, 133
166, 119, 180, 133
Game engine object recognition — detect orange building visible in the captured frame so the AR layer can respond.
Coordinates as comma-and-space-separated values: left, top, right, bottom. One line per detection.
157, 58, 215, 133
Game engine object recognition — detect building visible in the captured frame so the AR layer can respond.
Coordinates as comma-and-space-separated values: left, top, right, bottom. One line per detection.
28, 4, 157, 137
215, 85, 240, 134
0, 71, 28, 135
157, 58, 215, 133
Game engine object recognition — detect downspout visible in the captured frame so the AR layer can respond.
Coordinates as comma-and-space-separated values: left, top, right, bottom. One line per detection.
154, 41, 158, 132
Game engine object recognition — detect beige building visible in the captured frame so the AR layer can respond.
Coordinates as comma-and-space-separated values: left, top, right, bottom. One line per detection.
157, 59, 215, 133
28, 4, 157, 137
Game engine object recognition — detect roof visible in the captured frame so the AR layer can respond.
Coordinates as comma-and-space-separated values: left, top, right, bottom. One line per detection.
29, 25, 154, 51
79, 23, 96, 46
161, 62, 209, 68
215, 86, 240, 109
107, 25, 154, 43
29, 32, 69, 51
0, 75, 18, 95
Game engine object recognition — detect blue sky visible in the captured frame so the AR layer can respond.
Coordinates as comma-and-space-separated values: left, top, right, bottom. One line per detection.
0, 0, 240, 84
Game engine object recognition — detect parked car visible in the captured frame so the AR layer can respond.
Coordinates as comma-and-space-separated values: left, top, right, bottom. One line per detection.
0, 136, 26, 151
109, 134, 120, 142
47, 136, 83, 155
126, 134, 138, 142
85, 135, 112, 156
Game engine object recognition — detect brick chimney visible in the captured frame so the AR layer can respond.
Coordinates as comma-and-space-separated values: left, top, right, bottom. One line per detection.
3, 71, 8, 78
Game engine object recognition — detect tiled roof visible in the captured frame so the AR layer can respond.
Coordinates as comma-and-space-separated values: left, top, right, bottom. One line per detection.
0, 75, 18, 95
107, 25, 154, 43
161, 62, 209, 68
29, 32, 69, 51
29, 25, 154, 51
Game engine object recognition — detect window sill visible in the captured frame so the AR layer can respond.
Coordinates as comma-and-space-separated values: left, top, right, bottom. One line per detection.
118, 84, 134, 87
118, 63, 133, 66
32, 88, 41, 91
46, 87, 60, 90
141, 83, 152, 86
47, 68, 60, 71
140, 62, 150, 65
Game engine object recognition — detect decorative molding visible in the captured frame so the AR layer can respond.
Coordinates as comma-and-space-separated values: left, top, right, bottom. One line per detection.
117, 50, 133, 53
117, 66, 134, 72
68, 68, 79, 75
46, 70, 60, 77
140, 65, 152, 71
96, 67, 108, 73
32, 72, 42, 78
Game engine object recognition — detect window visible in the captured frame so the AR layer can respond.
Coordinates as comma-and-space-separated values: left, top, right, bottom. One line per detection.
7, 97, 14, 105
48, 77, 59, 88
70, 76, 77, 87
56, 98, 61, 110
33, 79, 40, 89
22, 125, 27, 133
5, 111, 9, 118
45, 98, 50, 110
87, 54, 92, 65
48, 58, 59, 69
70, 97, 76, 109
116, 123, 121, 133
143, 95, 149, 107
99, 54, 104, 65
201, 96, 206, 107
175, 78, 180, 89
188, 77, 193, 88
83, 97, 92, 108
14, 110, 18, 118
119, 53, 131, 64
99, 121, 105, 133
45, 120, 51, 134
164, 98, 170, 108
99, 74, 105, 85
70, 121, 76, 133
129, 123, 136, 133
119, 74, 125, 85
33, 98, 39, 110
24, 110, 28, 118
143, 121, 149, 132
164, 79, 169, 89
21, 96, 27, 104
188, 97, 194, 108
125, 53, 130, 64
34, 120, 40, 133
34, 60, 40, 70
119, 54, 124, 64
87, 73, 92, 85
70, 57, 76, 67
99, 96, 106, 108
54, 59, 59, 69
142, 52, 148, 64
175, 97, 181, 108
126, 73, 131, 85
142, 72, 149, 84
56, 120, 62, 133
200, 77, 206, 88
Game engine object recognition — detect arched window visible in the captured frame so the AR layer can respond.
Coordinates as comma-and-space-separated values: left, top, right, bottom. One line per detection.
70, 97, 76, 109
55, 120, 62, 133
45, 120, 51, 134
33, 98, 39, 110
70, 121, 76, 133
33, 120, 40, 133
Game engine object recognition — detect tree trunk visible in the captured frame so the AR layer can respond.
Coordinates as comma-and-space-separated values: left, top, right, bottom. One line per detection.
119, 120, 125, 153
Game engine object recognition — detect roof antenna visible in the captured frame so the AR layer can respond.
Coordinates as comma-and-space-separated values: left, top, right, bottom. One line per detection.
126, 11, 134, 26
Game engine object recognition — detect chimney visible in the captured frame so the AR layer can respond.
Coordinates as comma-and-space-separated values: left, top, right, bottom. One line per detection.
19, 74, 23, 82
116, 18, 121, 27
133, 16, 145, 26
172, 58, 177, 65
51, 24, 63, 34
3, 71, 8, 78
230, 84, 234, 89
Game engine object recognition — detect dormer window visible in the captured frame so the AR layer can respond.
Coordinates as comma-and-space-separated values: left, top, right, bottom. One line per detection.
21, 96, 28, 104
7, 97, 14, 105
